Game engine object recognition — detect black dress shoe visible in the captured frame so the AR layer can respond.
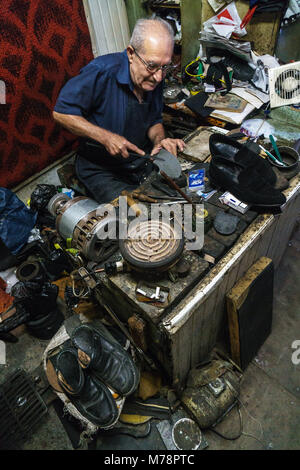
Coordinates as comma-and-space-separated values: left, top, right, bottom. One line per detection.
209, 133, 276, 186
71, 323, 140, 397
56, 347, 85, 395
71, 374, 119, 428
55, 346, 119, 428
209, 155, 286, 207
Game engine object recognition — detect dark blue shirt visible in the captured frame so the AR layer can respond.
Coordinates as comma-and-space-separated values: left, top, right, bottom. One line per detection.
54, 50, 164, 137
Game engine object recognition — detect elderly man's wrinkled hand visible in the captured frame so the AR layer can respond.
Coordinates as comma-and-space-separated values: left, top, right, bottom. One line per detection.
151, 138, 185, 157
103, 131, 145, 159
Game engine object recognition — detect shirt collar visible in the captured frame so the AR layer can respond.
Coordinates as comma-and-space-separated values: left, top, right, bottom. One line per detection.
116, 50, 134, 91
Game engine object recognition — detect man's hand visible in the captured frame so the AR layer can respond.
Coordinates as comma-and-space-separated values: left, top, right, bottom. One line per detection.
151, 138, 185, 157
102, 131, 145, 159
52, 112, 145, 159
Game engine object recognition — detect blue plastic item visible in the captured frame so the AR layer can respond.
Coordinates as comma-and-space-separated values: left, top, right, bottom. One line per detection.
0, 187, 37, 254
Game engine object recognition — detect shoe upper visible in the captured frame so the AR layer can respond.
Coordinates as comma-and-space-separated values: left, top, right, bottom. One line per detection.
56, 347, 85, 395
209, 157, 286, 206
209, 134, 286, 206
209, 133, 277, 186
71, 324, 140, 397
72, 374, 119, 427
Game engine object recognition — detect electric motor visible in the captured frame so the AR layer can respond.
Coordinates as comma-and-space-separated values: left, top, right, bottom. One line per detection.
47, 194, 118, 262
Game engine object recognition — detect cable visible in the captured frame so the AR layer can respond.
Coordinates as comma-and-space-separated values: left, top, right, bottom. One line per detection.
241, 431, 266, 448
209, 404, 243, 440
184, 58, 205, 78
208, 400, 267, 448
238, 398, 266, 448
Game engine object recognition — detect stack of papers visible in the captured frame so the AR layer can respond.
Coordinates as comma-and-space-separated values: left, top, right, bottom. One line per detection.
209, 85, 268, 124
199, 32, 252, 63
230, 87, 269, 109
210, 102, 255, 125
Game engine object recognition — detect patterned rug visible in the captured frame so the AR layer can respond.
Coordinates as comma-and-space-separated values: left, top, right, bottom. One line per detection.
0, 0, 94, 189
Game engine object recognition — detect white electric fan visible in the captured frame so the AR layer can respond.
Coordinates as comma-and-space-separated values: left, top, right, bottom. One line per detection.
269, 61, 300, 108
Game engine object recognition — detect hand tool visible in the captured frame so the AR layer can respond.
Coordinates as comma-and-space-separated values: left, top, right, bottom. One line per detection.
131, 192, 159, 203
155, 200, 188, 205
160, 170, 194, 204
140, 194, 186, 201
132, 192, 185, 203
259, 145, 286, 167
240, 5, 258, 29
269, 135, 283, 163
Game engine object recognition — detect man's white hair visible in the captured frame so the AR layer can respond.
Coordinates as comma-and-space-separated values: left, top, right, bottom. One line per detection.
129, 18, 174, 53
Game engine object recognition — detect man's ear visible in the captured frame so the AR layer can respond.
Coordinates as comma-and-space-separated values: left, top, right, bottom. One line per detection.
127, 46, 134, 63
126, 46, 134, 64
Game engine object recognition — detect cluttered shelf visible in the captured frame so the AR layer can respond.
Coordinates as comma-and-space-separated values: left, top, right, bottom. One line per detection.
147, 1, 181, 9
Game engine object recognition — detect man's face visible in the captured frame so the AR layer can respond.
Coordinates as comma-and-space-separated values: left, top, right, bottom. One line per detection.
127, 34, 173, 93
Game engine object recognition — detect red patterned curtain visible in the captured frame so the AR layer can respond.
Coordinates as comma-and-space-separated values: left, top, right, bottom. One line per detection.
0, 0, 94, 188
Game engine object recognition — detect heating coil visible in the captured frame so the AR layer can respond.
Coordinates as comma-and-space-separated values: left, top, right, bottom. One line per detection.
119, 219, 184, 272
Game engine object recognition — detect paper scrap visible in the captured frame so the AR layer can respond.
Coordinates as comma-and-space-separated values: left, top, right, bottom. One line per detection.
203, 2, 247, 38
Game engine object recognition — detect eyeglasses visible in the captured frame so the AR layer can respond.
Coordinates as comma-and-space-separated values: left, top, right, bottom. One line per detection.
132, 47, 175, 75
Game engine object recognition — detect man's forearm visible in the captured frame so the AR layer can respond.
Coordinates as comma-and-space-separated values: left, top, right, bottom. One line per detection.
147, 122, 166, 146
53, 111, 145, 158
52, 111, 111, 144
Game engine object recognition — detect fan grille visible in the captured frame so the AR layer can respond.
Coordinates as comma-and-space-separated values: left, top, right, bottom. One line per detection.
269, 62, 300, 108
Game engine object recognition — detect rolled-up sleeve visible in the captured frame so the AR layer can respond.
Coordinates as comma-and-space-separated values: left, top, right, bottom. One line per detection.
54, 63, 104, 117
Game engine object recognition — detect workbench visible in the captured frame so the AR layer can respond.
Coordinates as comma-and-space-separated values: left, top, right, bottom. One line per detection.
95, 129, 300, 391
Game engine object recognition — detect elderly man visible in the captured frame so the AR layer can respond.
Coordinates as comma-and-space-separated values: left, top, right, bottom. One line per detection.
53, 18, 185, 203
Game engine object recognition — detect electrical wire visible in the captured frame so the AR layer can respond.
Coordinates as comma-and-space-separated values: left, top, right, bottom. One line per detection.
208, 400, 267, 448
184, 58, 204, 78
209, 404, 243, 440
238, 398, 266, 448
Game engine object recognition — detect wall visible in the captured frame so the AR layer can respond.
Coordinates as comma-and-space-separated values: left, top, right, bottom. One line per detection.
83, 0, 131, 56
0, 0, 94, 189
